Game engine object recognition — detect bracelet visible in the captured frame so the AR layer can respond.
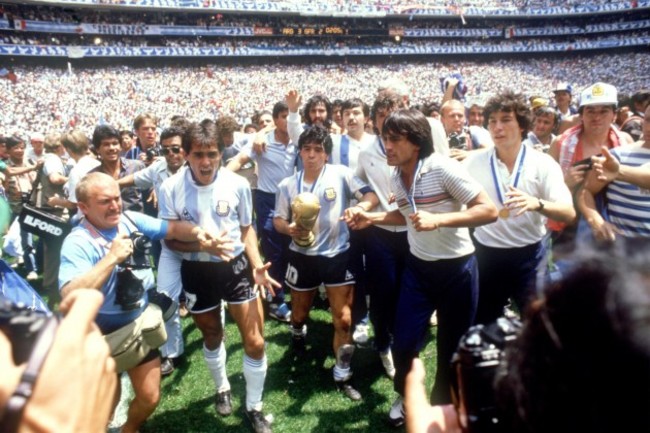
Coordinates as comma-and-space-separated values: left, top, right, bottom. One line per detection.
0, 315, 60, 433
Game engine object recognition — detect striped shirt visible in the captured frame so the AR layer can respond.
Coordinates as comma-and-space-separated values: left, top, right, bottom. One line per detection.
392, 153, 482, 261
158, 168, 252, 262
606, 146, 650, 238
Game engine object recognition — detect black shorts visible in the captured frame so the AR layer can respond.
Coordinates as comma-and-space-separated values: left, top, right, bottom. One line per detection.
180, 254, 256, 313
284, 249, 355, 291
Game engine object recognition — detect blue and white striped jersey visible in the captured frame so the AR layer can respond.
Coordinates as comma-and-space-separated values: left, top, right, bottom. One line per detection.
158, 168, 252, 262
275, 164, 372, 258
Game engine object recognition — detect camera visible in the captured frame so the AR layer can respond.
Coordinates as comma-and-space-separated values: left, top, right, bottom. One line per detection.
115, 231, 152, 311
20, 192, 31, 204
449, 132, 468, 150
450, 317, 521, 433
122, 231, 152, 270
146, 147, 160, 162
0, 297, 60, 364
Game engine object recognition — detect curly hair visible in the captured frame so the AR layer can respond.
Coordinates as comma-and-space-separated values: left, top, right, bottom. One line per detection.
483, 91, 532, 139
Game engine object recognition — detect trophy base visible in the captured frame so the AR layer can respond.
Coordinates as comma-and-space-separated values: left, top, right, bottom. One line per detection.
293, 234, 315, 248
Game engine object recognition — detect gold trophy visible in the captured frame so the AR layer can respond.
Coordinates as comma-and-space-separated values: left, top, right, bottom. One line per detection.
291, 192, 321, 247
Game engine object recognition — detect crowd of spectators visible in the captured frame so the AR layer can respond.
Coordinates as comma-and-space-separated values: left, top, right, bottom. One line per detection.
1, 52, 648, 138
3, 32, 647, 49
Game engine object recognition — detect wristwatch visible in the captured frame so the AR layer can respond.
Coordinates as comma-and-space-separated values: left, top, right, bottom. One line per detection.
537, 198, 545, 212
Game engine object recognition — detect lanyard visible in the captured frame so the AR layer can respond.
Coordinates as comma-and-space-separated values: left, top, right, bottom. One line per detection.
377, 135, 386, 157
490, 145, 526, 207
405, 159, 423, 212
298, 165, 326, 194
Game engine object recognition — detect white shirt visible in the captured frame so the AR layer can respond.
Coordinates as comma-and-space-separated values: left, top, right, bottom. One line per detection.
464, 146, 572, 248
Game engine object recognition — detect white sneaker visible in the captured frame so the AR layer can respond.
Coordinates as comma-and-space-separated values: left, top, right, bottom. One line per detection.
352, 323, 369, 344
388, 396, 404, 427
379, 350, 396, 379
26, 271, 38, 281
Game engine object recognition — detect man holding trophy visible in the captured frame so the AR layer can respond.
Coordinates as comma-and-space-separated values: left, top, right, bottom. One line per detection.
273, 125, 378, 401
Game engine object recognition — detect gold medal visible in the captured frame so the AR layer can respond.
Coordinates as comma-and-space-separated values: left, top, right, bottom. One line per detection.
499, 208, 510, 219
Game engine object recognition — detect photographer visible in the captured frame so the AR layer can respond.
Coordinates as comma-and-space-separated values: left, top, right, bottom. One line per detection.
58, 172, 217, 433
0, 289, 117, 433
440, 100, 493, 162
404, 252, 650, 433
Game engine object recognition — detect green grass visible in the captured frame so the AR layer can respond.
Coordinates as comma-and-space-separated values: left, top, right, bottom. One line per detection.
2, 249, 440, 432
146, 306, 439, 433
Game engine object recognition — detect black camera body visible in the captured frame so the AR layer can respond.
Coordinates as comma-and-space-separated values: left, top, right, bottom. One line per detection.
0, 298, 59, 364
449, 132, 468, 150
115, 231, 152, 311
451, 317, 521, 433
122, 231, 152, 270
146, 147, 160, 162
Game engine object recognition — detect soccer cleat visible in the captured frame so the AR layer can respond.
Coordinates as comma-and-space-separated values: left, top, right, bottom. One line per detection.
26, 271, 38, 281
379, 350, 396, 379
336, 380, 362, 401
388, 396, 405, 427
268, 303, 291, 323
352, 323, 369, 344
215, 391, 233, 416
245, 409, 273, 433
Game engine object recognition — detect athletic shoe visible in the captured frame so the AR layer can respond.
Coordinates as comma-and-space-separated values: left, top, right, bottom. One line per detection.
160, 357, 177, 377
352, 323, 369, 344
245, 409, 273, 433
379, 350, 396, 379
335, 379, 362, 401
215, 391, 233, 416
26, 271, 38, 281
388, 396, 405, 427
269, 303, 291, 323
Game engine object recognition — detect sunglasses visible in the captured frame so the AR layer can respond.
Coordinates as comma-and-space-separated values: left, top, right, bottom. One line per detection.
161, 146, 182, 155
192, 151, 220, 159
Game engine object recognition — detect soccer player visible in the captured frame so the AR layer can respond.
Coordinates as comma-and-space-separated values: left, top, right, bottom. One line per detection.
273, 125, 378, 401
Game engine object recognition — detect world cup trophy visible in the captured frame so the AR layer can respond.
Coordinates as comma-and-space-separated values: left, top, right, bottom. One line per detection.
291, 192, 321, 247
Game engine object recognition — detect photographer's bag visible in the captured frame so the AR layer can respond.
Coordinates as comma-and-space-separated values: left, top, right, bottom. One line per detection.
104, 303, 167, 373
17, 167, 70, 241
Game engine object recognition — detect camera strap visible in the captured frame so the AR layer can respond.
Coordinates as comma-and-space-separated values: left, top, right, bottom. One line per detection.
0, 314, 59, 433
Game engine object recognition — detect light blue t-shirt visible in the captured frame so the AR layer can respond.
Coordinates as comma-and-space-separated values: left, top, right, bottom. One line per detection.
59, 211, 168, 331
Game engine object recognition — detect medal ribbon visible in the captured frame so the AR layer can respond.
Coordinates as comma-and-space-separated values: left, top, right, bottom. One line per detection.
298, 165, 326, 194
490, 145, 526, 207
406, 159, 424, 212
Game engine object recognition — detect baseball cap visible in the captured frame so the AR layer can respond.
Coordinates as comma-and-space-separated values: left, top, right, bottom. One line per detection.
579, 82, 618, 108
552, 83, 572, 94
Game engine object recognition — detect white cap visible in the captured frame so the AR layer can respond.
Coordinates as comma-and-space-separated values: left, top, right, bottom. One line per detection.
30, 132, 45, 142
579, 82, 617, 108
